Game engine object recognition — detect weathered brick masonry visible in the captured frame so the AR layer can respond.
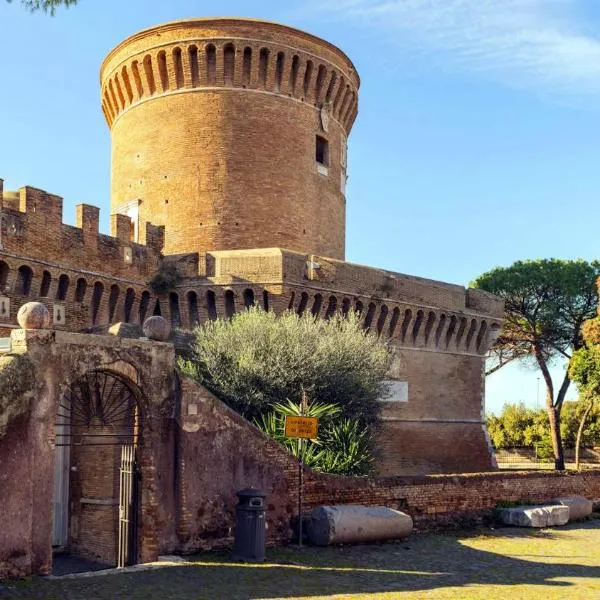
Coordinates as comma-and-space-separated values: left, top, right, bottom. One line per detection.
2, 330, 597, 579
101, 18, 358, 260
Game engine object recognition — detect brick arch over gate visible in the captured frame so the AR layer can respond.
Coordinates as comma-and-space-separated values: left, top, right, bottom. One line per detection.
1, 329, 177, 576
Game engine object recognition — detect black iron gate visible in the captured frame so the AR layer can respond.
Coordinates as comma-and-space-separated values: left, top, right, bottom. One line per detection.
118, 444, 139, 568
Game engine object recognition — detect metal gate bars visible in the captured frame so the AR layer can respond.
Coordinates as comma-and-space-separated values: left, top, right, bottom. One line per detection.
118, 444, 139, 568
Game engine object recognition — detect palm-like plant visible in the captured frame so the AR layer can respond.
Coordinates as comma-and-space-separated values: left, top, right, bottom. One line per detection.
255, 399, 373, 475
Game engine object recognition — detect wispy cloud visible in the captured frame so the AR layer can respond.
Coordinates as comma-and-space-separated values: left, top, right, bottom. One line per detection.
314, 0, 600, 101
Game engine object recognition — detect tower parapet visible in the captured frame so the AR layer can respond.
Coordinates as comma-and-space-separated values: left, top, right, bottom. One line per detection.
101, 18, 360, 260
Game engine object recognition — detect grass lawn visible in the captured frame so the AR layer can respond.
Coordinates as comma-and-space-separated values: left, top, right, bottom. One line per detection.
2, 520, 600, 599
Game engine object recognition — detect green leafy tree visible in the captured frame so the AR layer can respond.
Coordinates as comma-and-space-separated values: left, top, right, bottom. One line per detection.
179, 306, 392, 426
6, 0, 78, 14
487, 402, 547, 449
487, 400, 600, 455
569, 335, 600, 467
473, 259, 600, 470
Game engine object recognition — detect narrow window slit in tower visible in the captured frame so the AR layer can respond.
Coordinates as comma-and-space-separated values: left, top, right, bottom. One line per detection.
223, 44, 235, 85
158, 51, 169, 91
173, 47, 184, 89
290, 55, 299, 94
315, 65, 327, 103
143, 55, 156, 95
325, 71, 337, 103
303, 60, 313, 98
275, 52, 285, 92
131, 61, 143, 97
189, 45, 199, 86
259, 48, 269, 88
206, 44, 216, 85
114, 75, 126, 109
242, 47, 252, 86
121, 67, 134, 104
316, 136, 329, 167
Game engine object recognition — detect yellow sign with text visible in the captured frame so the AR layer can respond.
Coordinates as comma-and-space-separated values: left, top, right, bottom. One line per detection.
284, 416, 319, 439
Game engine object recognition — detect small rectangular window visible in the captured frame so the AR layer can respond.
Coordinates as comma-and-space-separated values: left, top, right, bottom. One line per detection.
316, 135, 329, 166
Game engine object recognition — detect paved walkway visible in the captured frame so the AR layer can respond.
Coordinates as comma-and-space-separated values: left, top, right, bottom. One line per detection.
2, 521, 600, 599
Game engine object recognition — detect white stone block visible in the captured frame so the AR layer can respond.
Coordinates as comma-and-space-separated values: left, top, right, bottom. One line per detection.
551, 496, 593, 522
497, 505, 570, 528
308, 504, 413, 546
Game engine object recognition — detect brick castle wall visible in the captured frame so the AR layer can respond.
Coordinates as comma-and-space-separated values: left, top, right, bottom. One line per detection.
0, 180, 162, 334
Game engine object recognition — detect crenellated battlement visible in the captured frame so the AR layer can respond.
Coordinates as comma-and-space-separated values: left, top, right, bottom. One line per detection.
100, 18, 359, 131
0, 178, 163, 275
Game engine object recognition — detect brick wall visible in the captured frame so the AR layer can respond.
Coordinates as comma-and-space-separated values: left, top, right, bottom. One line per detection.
176, 378, 600, 553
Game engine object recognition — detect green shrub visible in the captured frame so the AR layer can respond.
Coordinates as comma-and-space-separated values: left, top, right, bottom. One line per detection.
179, 307, 392, 426
178, 307, 392, 474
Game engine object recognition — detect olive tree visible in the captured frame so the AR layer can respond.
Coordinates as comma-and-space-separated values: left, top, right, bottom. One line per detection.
178, 307, 393, 428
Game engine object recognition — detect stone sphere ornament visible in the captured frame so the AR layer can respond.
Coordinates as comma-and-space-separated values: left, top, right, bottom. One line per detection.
142, 316, 171, 342
17, 302, 50, 330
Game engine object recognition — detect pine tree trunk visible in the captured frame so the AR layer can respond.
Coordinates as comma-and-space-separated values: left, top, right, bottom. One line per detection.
575, 399, 594, 470
548, 406, 565, 470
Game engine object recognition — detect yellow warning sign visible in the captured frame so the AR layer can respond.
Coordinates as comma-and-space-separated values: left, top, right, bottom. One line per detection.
284, 416, 319, 439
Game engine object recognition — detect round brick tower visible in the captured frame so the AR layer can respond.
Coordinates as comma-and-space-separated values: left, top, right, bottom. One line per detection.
100, 18, 360, 260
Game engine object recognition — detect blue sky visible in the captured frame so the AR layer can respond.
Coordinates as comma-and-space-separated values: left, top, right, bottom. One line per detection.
1, 0, 599, 413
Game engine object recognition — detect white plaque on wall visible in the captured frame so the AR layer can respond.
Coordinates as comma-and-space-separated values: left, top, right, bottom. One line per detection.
380, 380, 409, 403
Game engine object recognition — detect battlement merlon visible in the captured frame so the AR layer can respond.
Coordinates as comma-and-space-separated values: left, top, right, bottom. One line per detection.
0, 179, 164, 277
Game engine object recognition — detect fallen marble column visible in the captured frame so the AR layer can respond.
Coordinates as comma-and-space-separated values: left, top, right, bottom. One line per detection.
551, 496, 593, 521
497, 505, 569, 528
308, 505, 413, 546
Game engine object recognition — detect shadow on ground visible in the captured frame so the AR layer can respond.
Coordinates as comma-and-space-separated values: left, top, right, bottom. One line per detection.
2, 521, 600, 599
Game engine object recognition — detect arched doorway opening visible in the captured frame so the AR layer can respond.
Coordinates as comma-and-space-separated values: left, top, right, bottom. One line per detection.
52, 370, 143, 569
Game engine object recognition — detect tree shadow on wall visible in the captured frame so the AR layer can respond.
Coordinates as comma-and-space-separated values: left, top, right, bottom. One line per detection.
12, 522, 600, 599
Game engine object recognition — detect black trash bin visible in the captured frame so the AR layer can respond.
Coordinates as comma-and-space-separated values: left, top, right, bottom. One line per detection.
232, 488, 266, 562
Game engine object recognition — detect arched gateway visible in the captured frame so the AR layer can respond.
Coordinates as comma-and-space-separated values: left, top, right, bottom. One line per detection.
52, 370, 143, 568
